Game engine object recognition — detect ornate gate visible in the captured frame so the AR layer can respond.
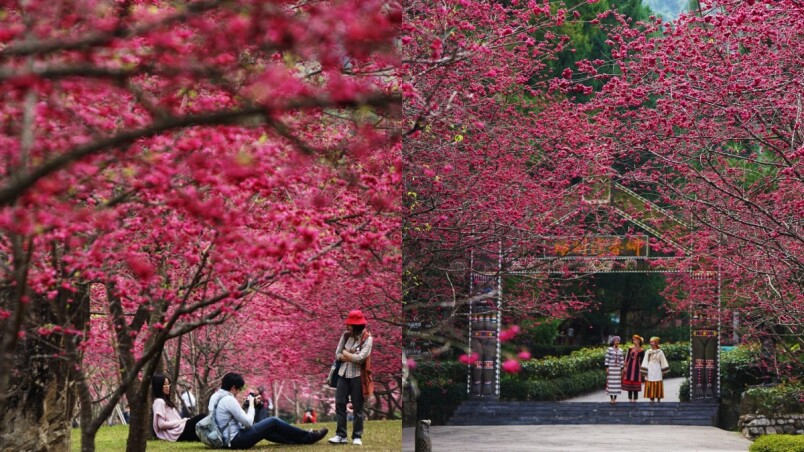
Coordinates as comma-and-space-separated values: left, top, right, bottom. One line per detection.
465, 181, 721, 402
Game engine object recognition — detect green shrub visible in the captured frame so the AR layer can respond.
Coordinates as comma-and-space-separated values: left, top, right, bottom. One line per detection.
668, 358, 688, 378
501, 369, 606, 401
661, 342, 690, 361
412, 360, 466, 387
749, 434, 804, 452
515, 343, 688, 383
517, 346, 607, 380
411, 359, 468, 425
679, 377, 691, 402
413, 343, 692, 419
551, 370, 607, 399
500, 343, 690, 401
500, 378, 532, 400
416, 384, 467, 425
742, 383, 804, 416
721, 345, 767, 401
716, 345, 775, 430
520, 344, 585, 359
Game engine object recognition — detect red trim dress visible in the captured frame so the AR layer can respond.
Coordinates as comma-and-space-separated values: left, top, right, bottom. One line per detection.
622, 347, 645, 392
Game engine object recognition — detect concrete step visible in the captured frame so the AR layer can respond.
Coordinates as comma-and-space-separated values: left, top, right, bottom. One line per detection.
448, 401, 718, 426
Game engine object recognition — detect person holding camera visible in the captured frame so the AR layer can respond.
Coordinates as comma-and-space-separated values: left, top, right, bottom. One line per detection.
242, 390, 263, 414
328, 309, 374, 446
209, 372, 328, 448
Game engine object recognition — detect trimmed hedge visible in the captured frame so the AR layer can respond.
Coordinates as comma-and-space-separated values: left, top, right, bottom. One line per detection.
749, 434, 804, 452
742, 383, 804, 416
513, 343, 688, 381
501, 369, 606, 401
503, 343, 689, 401
412, 343, 691, 423
521, 344, 586, 359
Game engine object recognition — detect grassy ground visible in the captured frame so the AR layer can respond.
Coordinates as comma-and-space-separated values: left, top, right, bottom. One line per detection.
71, 420, 401, 451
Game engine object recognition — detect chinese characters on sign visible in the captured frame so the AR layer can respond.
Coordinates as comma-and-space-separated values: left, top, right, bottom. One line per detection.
545, 235, 649, 257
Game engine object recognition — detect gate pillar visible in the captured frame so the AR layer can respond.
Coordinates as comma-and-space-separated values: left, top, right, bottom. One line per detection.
690, 271, 720, 401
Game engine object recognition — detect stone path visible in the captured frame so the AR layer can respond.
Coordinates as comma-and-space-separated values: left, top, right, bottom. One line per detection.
402, 424, 751, 451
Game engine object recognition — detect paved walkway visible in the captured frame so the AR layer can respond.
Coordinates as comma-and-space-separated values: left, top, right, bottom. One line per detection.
402, 425, 751, 451
403, 378, 752, 451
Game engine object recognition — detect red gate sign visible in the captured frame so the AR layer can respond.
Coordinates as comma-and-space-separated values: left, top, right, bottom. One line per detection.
545, 235, 649, 257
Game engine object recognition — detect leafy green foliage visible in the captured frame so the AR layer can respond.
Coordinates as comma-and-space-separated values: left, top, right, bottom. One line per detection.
742, 383, 804, 416
530, 0, 653, 102
501, 369, 606, 401
417, 384, 468, 426
412, 360, 468, 425
576, 273, 671, 342
519, 344, 586, 359
749, 434, 804, 452
720, 345, 768, 402
515, 343, 688, 380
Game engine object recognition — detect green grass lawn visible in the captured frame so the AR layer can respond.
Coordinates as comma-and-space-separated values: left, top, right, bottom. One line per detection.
71, 420, 401, 451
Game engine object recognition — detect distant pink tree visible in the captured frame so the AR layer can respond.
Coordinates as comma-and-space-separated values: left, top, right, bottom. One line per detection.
0, 1, 400, 451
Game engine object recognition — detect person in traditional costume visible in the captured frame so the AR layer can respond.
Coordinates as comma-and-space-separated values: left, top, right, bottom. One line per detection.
622, 334, 645, 402
641, 336, 670, 402
604, 336, 625, 404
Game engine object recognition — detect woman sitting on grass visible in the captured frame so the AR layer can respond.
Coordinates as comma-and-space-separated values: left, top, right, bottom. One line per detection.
152, 374, 206, 442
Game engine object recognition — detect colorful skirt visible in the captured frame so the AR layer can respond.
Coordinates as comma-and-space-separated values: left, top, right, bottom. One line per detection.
644, 380, 664, 399
622, 378, 642, 392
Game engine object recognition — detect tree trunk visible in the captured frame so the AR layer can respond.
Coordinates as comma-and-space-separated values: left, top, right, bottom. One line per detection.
0, 287, 88, 451
124, 383, 151, 452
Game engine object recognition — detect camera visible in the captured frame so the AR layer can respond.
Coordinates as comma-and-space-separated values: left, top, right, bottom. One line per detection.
243, 391, 262, 410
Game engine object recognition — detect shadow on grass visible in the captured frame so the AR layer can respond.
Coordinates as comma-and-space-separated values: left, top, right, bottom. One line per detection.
71, 420, 401, 451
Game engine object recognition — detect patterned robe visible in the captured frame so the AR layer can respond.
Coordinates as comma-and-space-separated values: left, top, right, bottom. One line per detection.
604, 347, 624, 395
622, 347, 645, 392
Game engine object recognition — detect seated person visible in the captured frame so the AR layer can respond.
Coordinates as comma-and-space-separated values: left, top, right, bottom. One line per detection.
301, 409, 317, 423
152, 374, 206, 442
209, 372, 328, 449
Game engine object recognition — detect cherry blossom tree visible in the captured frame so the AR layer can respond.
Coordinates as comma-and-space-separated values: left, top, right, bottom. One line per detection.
0, 1, 400, 450
579, 0, 803, 374
402, 0, 624, 383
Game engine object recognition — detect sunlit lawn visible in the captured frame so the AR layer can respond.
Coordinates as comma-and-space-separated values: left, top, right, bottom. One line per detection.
71, 420, 401, 451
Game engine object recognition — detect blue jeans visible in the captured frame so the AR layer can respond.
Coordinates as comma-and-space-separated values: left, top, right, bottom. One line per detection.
228, 417, 314, 449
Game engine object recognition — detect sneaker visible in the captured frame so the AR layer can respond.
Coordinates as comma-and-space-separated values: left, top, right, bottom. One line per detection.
309, 427, 328, 443
353, 438, 362, 446
328, 435, 348, 444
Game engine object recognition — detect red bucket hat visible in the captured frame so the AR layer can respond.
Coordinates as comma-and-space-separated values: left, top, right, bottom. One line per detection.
345, 309, 367, 326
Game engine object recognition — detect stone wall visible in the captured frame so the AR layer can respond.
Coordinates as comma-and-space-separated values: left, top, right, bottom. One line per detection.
738, 414, 804, 440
